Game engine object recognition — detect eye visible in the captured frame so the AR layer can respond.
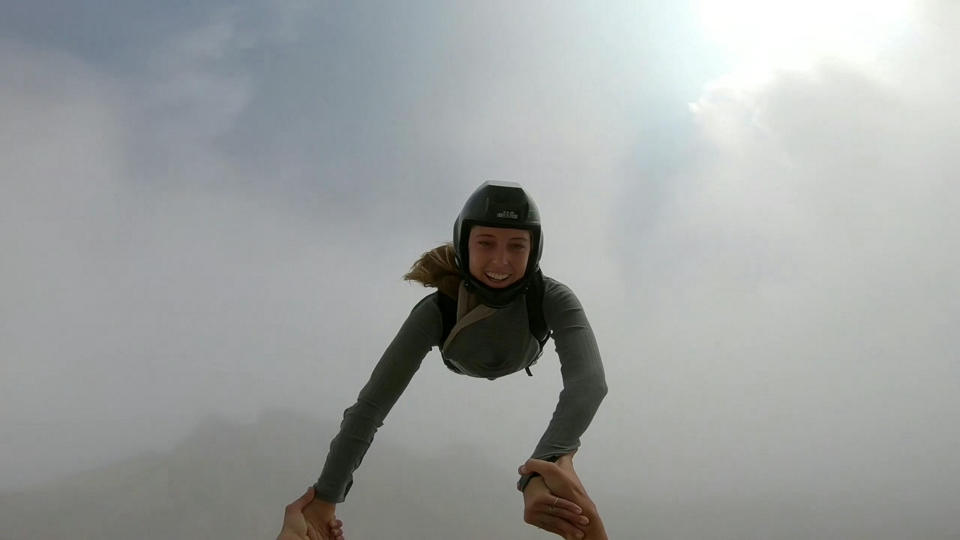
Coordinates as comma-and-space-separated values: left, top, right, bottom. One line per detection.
510, 244, 528, 251
477, 240, 492, 247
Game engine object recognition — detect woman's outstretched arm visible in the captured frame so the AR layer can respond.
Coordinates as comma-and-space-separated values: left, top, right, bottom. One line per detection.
518, 279, 607, 537
304, 294, 441, 531
529, 278, 608, 462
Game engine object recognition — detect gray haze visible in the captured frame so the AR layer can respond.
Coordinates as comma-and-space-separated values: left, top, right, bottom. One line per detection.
2, 1, 958, 539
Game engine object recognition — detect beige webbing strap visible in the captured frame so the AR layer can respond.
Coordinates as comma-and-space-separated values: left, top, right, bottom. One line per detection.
442, 281, 498, 353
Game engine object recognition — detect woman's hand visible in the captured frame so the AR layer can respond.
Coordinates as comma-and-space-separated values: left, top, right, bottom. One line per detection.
278, 488, 345, 540
299, 492, 345, 540
522, 475, 590, 539
520, 455, 607, 540
521, 454, 592, 507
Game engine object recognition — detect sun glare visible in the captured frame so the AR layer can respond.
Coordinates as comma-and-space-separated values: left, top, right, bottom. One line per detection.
698, 0, 915, 82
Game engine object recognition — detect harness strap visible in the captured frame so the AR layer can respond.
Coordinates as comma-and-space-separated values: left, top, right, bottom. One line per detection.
436, 270, 552, 376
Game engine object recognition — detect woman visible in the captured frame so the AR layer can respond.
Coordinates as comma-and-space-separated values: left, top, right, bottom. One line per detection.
303, 181, 607, 539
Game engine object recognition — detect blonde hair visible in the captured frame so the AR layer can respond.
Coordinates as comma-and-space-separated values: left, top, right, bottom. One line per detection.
403, 243, 461, 298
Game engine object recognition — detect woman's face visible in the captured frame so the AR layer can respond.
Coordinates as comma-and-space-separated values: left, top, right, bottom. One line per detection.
467, 226, 531, 288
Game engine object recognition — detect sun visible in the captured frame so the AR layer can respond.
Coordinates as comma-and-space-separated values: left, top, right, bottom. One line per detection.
698, 0, 915, 79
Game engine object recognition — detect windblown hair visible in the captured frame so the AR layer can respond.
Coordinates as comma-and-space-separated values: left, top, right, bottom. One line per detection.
403, 243, 461, 299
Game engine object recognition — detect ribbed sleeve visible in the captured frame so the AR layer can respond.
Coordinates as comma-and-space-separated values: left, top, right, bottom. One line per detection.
313, 294, 440, 503
531, 278, 608, 460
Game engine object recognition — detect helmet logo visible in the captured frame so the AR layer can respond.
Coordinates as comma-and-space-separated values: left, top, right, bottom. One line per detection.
496, 210, 519, 219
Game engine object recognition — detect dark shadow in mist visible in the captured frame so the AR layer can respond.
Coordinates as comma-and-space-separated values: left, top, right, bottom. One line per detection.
0, 410, 535, 540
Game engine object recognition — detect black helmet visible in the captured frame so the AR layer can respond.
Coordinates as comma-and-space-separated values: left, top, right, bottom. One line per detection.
453, 181, 543, 307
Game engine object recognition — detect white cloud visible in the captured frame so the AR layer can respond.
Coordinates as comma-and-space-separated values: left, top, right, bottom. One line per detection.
0, 33, 368, 489
2, 2, 959, 537
607, 6, 960, 512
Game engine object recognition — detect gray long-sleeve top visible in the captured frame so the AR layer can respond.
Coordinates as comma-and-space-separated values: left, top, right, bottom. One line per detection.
313, 276, 607, 503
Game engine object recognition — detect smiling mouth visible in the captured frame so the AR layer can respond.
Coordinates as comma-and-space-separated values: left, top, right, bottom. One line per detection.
485, 272, 511, 282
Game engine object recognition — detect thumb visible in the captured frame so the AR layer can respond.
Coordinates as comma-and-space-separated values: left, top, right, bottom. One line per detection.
518, 458, 559, 478
287, 487, 316, 512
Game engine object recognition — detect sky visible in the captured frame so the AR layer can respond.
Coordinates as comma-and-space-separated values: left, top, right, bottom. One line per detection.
1, 1, 958, 538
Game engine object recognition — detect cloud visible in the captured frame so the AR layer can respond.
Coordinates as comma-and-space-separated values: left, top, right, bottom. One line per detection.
596, 5, 960, 515
3, 2, 959, 538
0, 32, 387, 489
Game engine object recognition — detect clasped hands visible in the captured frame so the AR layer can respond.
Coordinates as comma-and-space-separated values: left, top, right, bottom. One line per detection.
520, 454, 607, 540
276, 488, 343, 540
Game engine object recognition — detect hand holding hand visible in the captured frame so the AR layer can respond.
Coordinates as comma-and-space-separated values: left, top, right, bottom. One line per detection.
278, 488, 345, 540
519, 455, 606, 540
521, 475, 590, 539
520, 454, 590, 506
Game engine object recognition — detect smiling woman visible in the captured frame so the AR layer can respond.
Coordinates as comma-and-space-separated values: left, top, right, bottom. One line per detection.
300, 181, 608, 539
467, 226, 531, 289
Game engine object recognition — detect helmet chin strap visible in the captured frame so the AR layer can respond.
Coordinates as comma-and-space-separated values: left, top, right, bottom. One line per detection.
463, 270, 533, 308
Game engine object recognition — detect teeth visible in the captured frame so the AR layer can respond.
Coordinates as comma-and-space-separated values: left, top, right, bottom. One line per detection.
486, 272, 510, 281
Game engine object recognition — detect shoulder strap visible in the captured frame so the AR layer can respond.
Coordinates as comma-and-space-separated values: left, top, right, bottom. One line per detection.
436, 290, 457, 343
525, 270, 550, 345
524, 270, 552, 376
435, 274, 551, 377
434, 291, 462, 374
